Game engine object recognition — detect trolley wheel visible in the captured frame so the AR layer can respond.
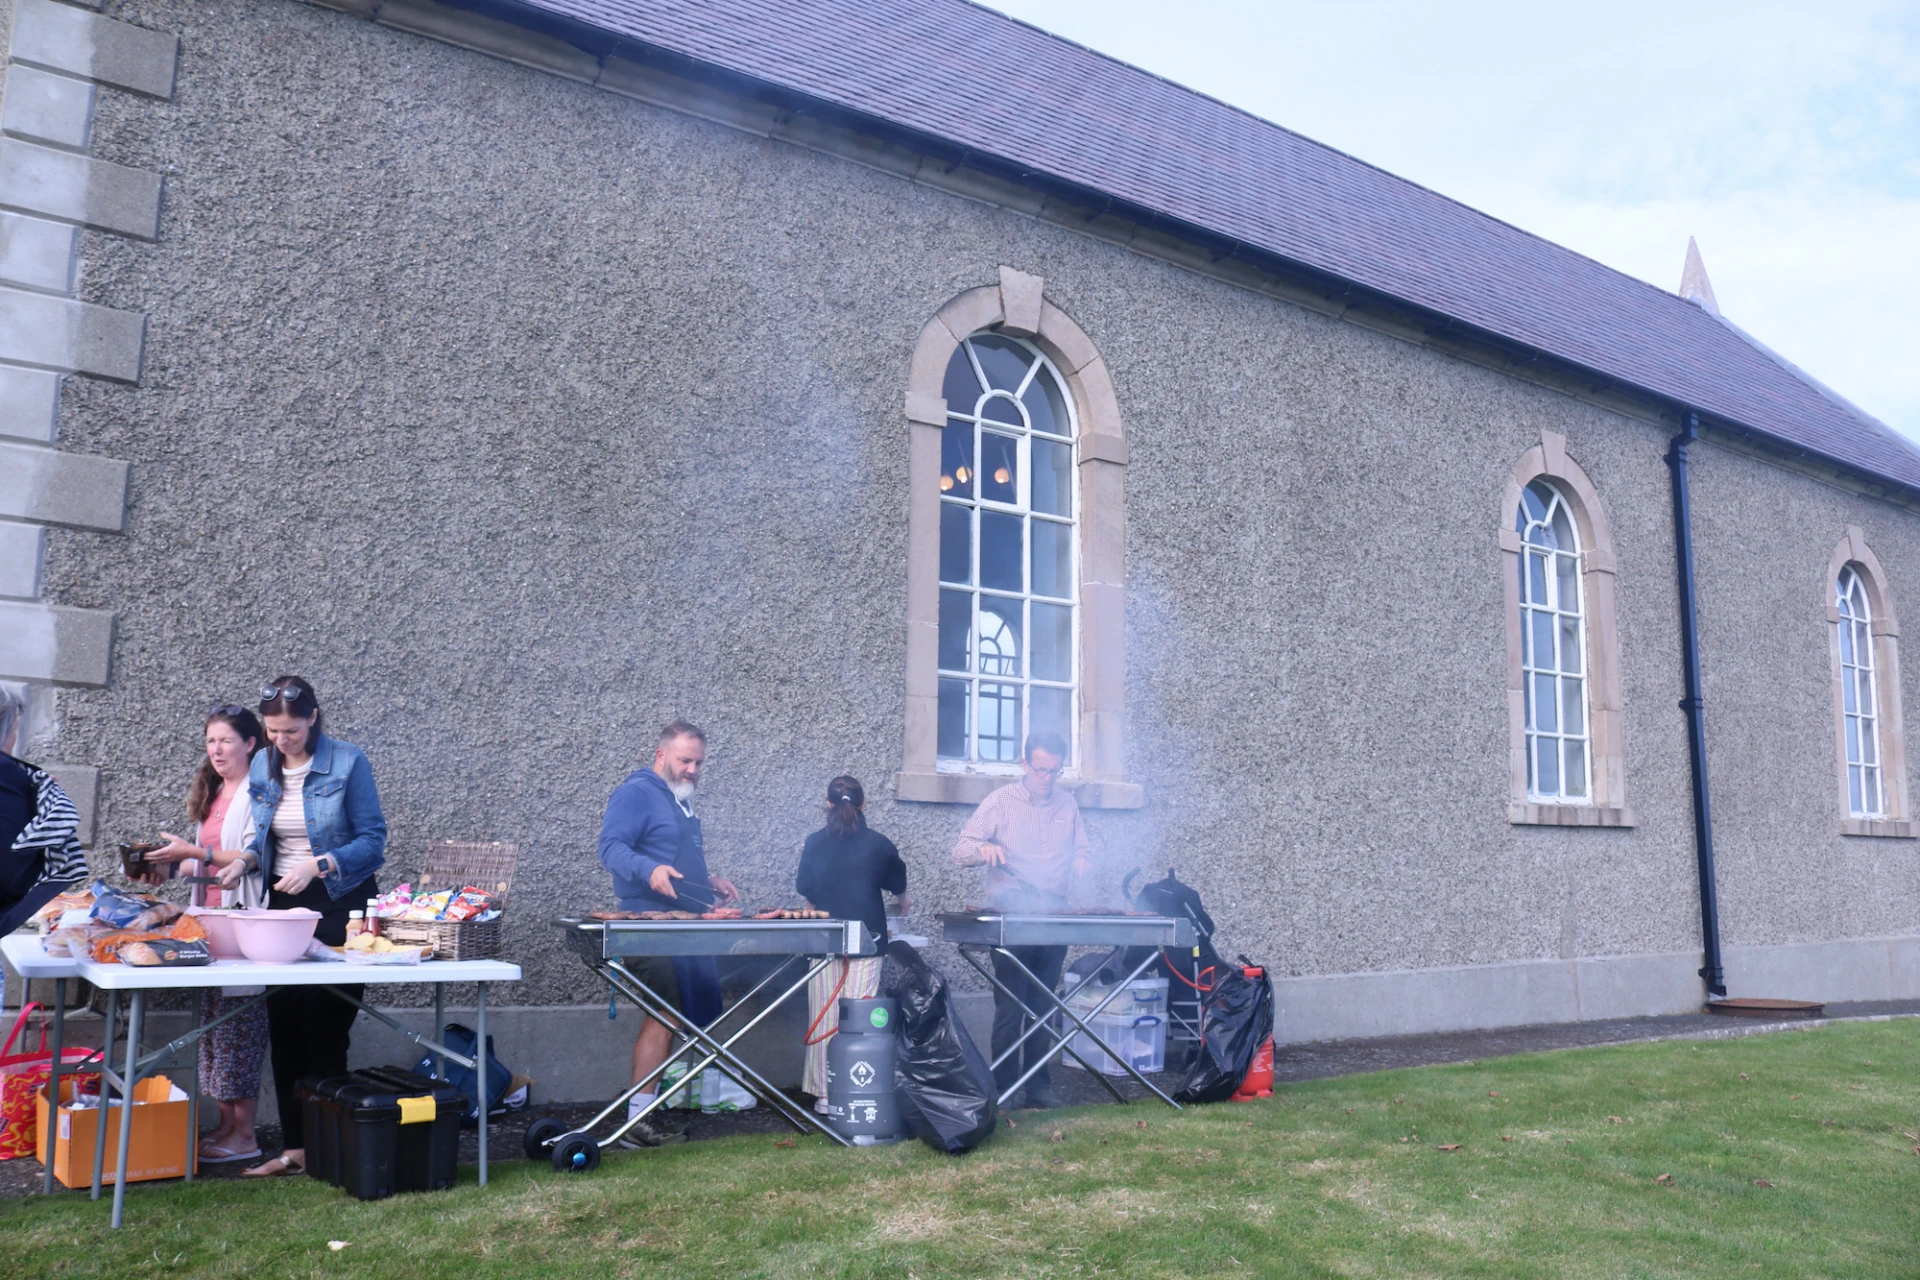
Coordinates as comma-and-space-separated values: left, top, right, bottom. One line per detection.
551, 1132, 600, 1174
523, 1115, 569, 1162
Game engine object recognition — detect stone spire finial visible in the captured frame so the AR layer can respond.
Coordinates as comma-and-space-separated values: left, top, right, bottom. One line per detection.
1679, 237, 1720, 316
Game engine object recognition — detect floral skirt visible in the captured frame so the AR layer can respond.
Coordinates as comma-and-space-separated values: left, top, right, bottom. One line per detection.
198, 991, 270, 1102
802, 956, 883, 1098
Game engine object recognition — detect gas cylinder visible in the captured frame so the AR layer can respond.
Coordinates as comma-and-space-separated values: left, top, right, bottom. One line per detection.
1232, 965, 1275, 1101
825, 996, 905, 1145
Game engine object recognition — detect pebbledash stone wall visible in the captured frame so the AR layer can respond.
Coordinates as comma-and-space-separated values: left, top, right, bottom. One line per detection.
8, 0, 1920, 1066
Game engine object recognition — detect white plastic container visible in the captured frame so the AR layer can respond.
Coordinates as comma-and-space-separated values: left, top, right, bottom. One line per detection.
1063, 1012, 1166, 1077
1065, 976, 1168, 1020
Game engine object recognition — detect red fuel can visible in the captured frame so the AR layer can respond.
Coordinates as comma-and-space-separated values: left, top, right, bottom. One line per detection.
1232, 965, 1275, 1101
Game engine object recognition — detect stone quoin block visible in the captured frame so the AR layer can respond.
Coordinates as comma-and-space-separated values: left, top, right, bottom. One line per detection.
0, 519, 46, 596
0, 439, 129, 531
1, 64, 96, 150
10, 0, 180, 99
0, 137, 162, 240
0, 598, 114, 685
0, 365, 61, 441
0, 210, 76, 293
0, 286, 144, 381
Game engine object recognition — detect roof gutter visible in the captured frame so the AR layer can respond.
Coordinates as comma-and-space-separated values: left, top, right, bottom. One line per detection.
1665, 411, 1727, 997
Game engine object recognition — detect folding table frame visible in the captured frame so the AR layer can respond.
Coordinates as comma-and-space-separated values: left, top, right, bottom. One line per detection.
0, 937, 520, 1227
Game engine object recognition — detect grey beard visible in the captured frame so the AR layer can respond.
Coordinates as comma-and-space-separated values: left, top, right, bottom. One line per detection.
669, 780, 696, 803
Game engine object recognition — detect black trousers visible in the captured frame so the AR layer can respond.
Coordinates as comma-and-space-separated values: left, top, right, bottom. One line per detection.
267, 983, 362, 1150
990, 944, 1067, 1095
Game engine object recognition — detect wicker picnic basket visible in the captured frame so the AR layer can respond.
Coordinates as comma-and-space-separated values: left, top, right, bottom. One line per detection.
378, 841, 517, 961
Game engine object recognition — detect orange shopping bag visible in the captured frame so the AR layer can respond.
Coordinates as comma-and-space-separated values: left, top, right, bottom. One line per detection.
0, 1003, 101, 1160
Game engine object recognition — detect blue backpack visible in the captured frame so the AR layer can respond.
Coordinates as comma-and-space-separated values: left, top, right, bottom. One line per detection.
413, 1023, 514, 1126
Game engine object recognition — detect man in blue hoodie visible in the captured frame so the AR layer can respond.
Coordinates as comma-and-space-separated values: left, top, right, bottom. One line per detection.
598, 720, 740, 1145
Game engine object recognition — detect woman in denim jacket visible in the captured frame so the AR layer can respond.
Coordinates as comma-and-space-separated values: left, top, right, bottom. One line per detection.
222, 675, 385, 1177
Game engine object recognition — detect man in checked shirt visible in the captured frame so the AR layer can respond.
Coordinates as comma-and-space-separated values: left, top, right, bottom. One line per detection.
951, 730, 1093, 1109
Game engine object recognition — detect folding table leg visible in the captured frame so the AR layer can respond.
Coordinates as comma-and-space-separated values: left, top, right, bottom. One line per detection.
185, 993, 200, 1184
110, 991, 143, 1228
432, 986, 445, 1079
91, 990, 117, 1202
44, 979, 64, 1196
476, 984, 488, 1188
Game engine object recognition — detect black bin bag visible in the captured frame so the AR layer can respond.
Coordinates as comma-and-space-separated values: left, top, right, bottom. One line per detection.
883, 940, 997, 1153
1173, 966, 1274, 1105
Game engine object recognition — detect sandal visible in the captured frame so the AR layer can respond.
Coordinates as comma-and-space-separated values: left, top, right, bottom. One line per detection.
240, 1154, 304, 1178
200, 1140, 263, 1163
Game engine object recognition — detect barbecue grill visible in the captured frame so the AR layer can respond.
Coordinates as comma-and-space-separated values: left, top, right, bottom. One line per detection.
937, 911, 1197, 1109
536, 916, 878, 1168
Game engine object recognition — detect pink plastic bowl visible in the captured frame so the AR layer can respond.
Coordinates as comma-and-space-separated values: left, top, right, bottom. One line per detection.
186, 907, 245, 960
229, 909, 322, 964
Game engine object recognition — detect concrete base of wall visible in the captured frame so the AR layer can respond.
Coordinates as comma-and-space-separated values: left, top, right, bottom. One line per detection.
10, 933, 1919, 1120
1271, 935, 1920, 1043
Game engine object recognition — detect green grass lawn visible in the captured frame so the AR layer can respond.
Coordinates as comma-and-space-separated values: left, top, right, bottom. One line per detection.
6, 1019, 1920, 1279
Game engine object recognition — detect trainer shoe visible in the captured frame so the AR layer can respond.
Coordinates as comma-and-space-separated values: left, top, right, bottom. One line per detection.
614, 1117, 690, 1149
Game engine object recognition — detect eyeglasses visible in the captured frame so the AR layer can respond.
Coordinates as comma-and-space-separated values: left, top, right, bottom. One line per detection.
1025, 763, 1064, 777
207, 703, 247, 718
260, 683, 306, 704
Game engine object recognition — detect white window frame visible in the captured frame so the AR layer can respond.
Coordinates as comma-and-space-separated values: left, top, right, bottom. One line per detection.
1838, 563, 1885, 818
935, 334, 1080, 772
1517, 478, 1592, 804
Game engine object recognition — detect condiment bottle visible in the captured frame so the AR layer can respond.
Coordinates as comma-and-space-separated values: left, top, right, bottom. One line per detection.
345, 911, 367, 941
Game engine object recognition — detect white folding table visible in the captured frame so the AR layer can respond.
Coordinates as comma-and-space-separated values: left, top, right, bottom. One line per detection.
1, 934, 519, 1226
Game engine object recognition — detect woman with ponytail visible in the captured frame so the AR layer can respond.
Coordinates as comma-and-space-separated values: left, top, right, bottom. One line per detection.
142, 704, 270, 1161
795, 776, 907, 1109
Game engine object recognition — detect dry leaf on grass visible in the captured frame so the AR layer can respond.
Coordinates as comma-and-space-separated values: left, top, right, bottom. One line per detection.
1739, 1073, 1750, 1081
1655, 1174, 1674, 1184
328, 1242, 351, 1251
1500, 1135, 1513, 1142
1754, 1179, 1774, 1187
1135, 1120, 1149, 1129
1607, 1116, 1624, 1124
1436, 1144, 1461, 1152
1050, 1130, 1065, 1143
1399, 1137, 1409, 1143
1488, 1091, 1498, 1097
774, 1139, 795, 1148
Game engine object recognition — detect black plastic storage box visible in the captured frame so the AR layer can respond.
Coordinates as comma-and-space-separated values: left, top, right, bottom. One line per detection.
298, 1067, 467, 1200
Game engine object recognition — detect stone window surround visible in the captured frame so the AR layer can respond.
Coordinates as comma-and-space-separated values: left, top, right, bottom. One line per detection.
1825, 529, 1915, 839
895, 267, 1142, 809
1501, 431, 1634, 828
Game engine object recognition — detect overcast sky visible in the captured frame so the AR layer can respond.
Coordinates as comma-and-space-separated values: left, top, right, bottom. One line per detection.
988, 0, 1919, 440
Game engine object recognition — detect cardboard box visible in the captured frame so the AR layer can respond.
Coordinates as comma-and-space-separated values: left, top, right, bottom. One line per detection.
35, 1074, 198, 1189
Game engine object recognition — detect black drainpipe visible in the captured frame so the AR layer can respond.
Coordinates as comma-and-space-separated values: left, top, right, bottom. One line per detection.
1665, 411, 1727, 996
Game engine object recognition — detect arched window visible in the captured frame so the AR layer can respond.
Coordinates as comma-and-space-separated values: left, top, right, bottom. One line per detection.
1836, 565, 1882, 817
1501, 432, 1631, 826
897, 268, 1140, 808
936, 334, 1077, 766
1826, 530, 1912, 837
1516, 479, 1588, 801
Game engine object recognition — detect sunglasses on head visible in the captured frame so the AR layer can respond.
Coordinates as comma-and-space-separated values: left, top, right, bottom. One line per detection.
260, 683, 308, 705
207, 703, 247, 718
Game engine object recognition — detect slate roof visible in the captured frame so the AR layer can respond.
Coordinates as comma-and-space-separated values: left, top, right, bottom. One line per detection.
513, 0, 1920, 490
